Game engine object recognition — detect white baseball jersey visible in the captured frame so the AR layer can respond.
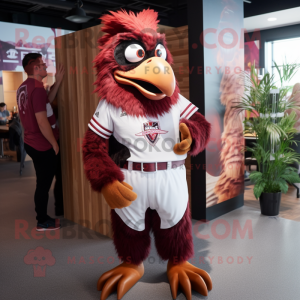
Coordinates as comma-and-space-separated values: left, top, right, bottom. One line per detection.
88, 94, 198, 162
88, 93, 198, 231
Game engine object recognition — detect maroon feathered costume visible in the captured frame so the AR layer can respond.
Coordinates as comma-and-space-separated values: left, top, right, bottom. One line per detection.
82, 9, 212, 300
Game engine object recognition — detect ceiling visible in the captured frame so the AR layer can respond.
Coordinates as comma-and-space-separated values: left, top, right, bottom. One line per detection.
0, 0, 299, 30
0, 0, 186, 29
244, 6, 300, 32
243, 0, 300, 18
0, 0, 182, 18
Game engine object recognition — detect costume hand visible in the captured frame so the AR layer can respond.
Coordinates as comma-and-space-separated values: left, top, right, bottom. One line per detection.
55, 64, 65, 83
101, 181, 137, 209
173, 123, 192, 155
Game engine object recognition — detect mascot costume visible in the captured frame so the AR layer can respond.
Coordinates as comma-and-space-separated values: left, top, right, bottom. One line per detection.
82, 9, 212, 300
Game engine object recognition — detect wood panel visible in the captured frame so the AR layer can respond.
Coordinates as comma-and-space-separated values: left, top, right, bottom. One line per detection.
2, 71, 24, 111
0, 85, 3, 104
164, 26, 191, 207
55, 25, 112, 238
3, 71, 23, 91
3, 91, 17, 111
165, 26, 189, 99
55, 24, 190, 238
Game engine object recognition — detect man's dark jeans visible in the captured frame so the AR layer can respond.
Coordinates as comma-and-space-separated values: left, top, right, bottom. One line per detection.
25, 143, 57, 223
54, 142, 64, 215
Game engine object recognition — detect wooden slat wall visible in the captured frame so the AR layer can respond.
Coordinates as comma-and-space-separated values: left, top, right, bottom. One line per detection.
165, 26, 189, 99
55, 24, 190, 238
55, 25, 112, 238
164, 26, 191, 207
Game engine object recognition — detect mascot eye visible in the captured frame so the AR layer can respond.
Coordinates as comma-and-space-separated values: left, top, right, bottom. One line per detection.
124, 44, 145, 63
155, 44, 167, 60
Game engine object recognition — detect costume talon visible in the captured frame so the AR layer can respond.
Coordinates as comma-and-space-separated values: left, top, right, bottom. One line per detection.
82, 8, 212, 300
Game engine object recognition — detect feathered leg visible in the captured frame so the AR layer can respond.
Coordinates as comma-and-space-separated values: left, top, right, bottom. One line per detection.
110, 209, 151, 265
97, 209, 152, 300
152, 204, 212, 300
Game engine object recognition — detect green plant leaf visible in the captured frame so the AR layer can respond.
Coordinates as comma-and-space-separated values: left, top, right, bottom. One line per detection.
284, 166, 299, 173
249, 171, 262, 183
233, 61, 300, 194
253, 180, 266, 199
280, 173, 300, 183
277, 178, 289, 193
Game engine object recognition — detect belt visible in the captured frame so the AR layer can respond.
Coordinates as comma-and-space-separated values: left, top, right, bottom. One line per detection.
122, 160, 185, 172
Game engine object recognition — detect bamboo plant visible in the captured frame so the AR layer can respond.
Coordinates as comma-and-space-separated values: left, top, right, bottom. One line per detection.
233, 64, 300, 199
273, 59, 300, 88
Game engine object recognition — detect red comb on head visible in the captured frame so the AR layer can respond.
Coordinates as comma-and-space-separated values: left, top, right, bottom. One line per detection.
99, 9, 159, 48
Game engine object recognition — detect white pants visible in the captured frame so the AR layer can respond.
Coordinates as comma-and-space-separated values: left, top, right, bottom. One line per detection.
115, 165, 189, 231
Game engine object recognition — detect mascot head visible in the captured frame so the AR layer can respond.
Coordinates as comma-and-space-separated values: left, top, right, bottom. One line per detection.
93, 9, 180, 118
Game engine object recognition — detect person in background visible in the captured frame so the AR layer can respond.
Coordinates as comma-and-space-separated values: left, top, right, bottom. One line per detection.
17, 52, 60, 231
0, 103, 11, 125
0, 103, 10, 155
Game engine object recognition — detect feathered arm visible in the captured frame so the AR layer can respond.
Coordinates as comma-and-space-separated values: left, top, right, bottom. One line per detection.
82, 129, 137, 208
180, 112, 211, 156
82, 129, 124, 192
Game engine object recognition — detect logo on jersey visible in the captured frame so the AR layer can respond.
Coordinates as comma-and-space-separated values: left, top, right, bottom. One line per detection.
95, 111, 99, 118
135, 121, 168, 146
120, 111, 127, 117
17, 85, 28, 112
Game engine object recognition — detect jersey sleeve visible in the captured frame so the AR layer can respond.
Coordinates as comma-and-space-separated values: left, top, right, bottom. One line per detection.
88, 100, 113, 139
178, 94, 199, 120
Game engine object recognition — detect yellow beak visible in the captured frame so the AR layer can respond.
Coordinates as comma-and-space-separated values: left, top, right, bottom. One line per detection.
114, 57, 176, 100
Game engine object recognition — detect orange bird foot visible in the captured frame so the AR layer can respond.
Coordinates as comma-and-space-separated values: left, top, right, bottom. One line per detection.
97, 262, 144, 300
167, 260, 212, 300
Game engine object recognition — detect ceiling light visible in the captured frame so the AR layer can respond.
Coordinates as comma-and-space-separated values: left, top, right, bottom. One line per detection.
65, 0, 93, 23
267, 18, 277, 21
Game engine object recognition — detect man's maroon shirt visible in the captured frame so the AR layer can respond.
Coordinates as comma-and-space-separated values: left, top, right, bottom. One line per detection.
17, 78, 59, 151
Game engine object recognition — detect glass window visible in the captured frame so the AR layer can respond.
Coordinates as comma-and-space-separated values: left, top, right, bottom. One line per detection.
265, 37, 300, 88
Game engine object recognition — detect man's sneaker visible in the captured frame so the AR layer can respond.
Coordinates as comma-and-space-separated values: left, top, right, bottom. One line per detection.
46, 216, 60, 224
36, 218, 61, 231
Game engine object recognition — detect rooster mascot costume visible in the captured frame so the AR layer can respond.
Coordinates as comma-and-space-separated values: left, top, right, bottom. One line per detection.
83, 9, 212, 300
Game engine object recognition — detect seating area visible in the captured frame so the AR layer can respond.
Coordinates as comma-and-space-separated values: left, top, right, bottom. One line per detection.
0, 115, 26, 174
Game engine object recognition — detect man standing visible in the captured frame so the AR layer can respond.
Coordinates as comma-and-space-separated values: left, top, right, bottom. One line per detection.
17, 53, 60, 231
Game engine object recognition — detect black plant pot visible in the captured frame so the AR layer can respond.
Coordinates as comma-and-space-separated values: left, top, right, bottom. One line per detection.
259, 192, 281, 216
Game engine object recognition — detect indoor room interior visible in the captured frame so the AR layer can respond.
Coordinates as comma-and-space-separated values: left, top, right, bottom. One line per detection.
1, 1, 300, 299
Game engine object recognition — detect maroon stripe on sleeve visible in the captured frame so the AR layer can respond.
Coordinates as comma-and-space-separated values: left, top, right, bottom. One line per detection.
185, 106, 198, 119
180, 103, 193, 117
89, 122, 110, 138
92, 117, 113, 134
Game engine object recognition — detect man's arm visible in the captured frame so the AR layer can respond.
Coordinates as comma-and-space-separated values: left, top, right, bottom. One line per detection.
5, 111, 11, 120
48, 64, 65, 103
48, 82, 60, 104
35, 111, 59, 154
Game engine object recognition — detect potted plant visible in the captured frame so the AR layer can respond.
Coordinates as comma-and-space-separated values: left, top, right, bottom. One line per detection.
233, 64, 300, 216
